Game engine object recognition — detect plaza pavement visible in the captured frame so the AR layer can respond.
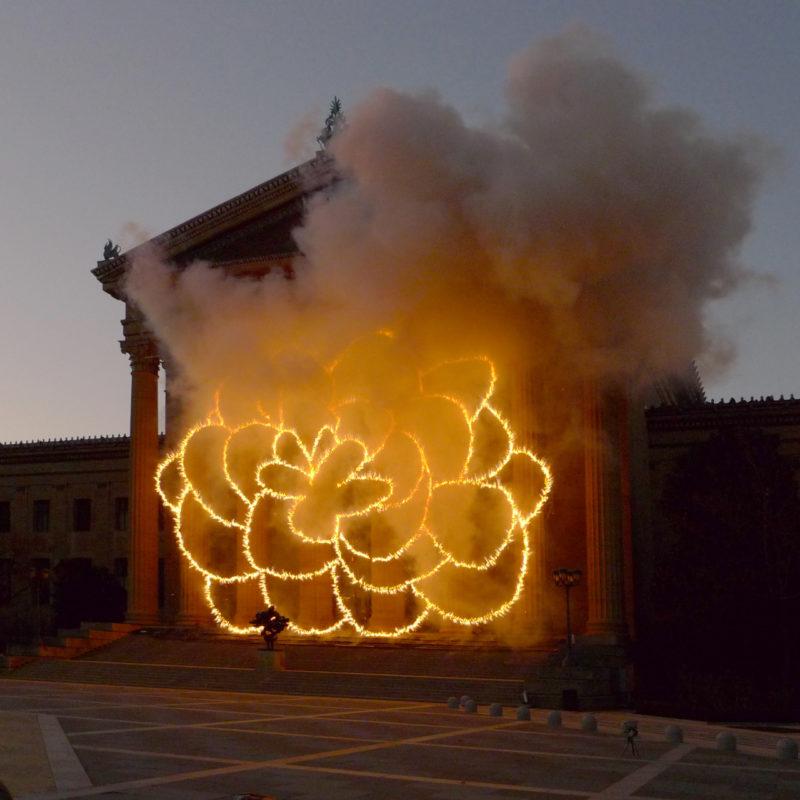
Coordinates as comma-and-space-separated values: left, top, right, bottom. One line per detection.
0, 679, 798, 800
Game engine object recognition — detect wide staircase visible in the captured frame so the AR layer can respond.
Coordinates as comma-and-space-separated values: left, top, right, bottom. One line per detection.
2, 629, 629, 709
2, 629, 552, 705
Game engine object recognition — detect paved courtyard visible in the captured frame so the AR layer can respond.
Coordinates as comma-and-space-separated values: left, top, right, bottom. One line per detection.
1, 679, 799, 800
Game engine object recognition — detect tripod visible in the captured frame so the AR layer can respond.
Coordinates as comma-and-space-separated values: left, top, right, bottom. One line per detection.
622, 724, 639, 757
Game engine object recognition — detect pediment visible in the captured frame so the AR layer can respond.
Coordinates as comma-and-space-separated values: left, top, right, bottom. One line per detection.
93, 154, 334, 299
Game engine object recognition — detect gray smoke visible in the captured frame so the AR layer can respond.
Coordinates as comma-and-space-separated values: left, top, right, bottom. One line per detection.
294, 25, 767, 386
128, 26, 768, 419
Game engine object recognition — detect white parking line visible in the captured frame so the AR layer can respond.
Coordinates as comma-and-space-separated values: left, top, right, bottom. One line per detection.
37, 716, 92, 792
589, 743, 696, 798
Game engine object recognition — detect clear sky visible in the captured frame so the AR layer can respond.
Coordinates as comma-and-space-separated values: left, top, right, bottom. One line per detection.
0, 0, 798, 442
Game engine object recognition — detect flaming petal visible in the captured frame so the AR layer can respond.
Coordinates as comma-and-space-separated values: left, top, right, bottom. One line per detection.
274, 430, 310, 469
421, 357, 495, 419
337, 477, 393, 516
225, 423, 278, 501
247, 493, 334, 576
206, 573, 265, 632
340, 472, 430, 558
415, 527, 526, 622
258, 462, 311, 499
465, 406, 513, 480
178, 493, 244, 579
426, 482, 515, 567
497, 450, 553, 523
397, 395, 471, 483
157, 453, 186, 511
183, 424, 244, 524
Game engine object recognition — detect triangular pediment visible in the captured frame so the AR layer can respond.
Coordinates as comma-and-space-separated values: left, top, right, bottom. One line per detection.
93, 154, 334, 299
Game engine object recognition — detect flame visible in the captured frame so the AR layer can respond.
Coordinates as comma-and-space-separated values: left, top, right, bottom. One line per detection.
156, 332, 552, 637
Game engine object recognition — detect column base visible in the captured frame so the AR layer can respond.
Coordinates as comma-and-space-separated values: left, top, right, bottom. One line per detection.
126, 611, 162, 626
581, 623, 628, 647
175, 611, 214, 628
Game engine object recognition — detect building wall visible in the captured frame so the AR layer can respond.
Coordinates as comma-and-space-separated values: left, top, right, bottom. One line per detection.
0, 437, 131, 600
639, 396, 800, 717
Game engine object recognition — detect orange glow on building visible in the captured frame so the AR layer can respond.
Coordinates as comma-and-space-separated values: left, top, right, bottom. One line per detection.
156, 331, 552, 637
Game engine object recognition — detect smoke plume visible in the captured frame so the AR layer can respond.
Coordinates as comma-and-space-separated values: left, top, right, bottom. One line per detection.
129, 26, 766, 415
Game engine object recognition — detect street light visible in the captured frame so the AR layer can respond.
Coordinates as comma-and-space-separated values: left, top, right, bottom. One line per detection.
552, 568, 582, 665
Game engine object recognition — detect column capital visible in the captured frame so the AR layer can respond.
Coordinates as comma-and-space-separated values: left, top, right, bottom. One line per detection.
120, 302, 160, 374
123, 338, 160, 374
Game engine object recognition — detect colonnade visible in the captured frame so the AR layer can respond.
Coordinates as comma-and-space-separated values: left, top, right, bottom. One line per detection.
123, 334, 631, 644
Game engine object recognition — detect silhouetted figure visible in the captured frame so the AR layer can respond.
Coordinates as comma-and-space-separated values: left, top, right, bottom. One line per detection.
250, 606, 289, 650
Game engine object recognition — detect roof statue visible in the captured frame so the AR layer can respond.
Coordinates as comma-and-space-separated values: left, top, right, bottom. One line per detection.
316, 96, 346, 149
103, 239, 121, 261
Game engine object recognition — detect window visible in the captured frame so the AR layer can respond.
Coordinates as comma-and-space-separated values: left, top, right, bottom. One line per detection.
29, 557, 51, 605
0, 558, 12, 603
33, 500, 50, 533
114, 497, 129, 531
73, 498, 91, 531
0, 501, 10, 533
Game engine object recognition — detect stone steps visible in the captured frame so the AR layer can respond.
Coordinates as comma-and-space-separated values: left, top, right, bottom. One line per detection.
2, 655, 525, 705
4, 631, 588, 707
4, 622, 140, 662
2, 657, 259, 692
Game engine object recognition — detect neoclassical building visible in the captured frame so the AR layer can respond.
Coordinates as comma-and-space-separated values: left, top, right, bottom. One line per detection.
0, 436, 132, 637
90, 153, 663, 647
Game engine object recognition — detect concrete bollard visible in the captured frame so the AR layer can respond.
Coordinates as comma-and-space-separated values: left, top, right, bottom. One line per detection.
581, 714, 597, 731
547, 710, 562, 727
715, 731, 737, 751
464, 698, 478, 713
665, 725, 683, 743
446, 696, 459, 709
460, 695, 472, 707
776, 738, 798, 761
516, 705, 531, 721
489, 703, 503, 717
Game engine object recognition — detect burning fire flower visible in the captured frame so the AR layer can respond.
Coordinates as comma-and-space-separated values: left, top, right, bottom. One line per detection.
156, 332, 552, 637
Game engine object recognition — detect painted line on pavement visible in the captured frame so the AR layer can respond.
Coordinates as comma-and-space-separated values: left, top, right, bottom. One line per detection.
73, 745, 252, 765
589, 743, 695, 799
275, 761, 595, 796
37, 715, 92, 792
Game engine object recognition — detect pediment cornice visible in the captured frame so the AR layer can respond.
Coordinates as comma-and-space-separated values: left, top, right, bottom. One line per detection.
93, 154, 334, 298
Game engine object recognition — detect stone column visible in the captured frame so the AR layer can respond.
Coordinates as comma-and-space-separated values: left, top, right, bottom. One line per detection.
510, 368, 550, 642
583, 381, 627, 642
125, 340, 161, 625
162, 362, 213, 627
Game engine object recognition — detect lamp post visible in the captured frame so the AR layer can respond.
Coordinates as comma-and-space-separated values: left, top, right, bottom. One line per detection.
552, 568, 582, 665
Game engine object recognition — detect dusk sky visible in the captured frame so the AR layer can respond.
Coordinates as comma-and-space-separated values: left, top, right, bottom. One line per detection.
1, 1, 798, 442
